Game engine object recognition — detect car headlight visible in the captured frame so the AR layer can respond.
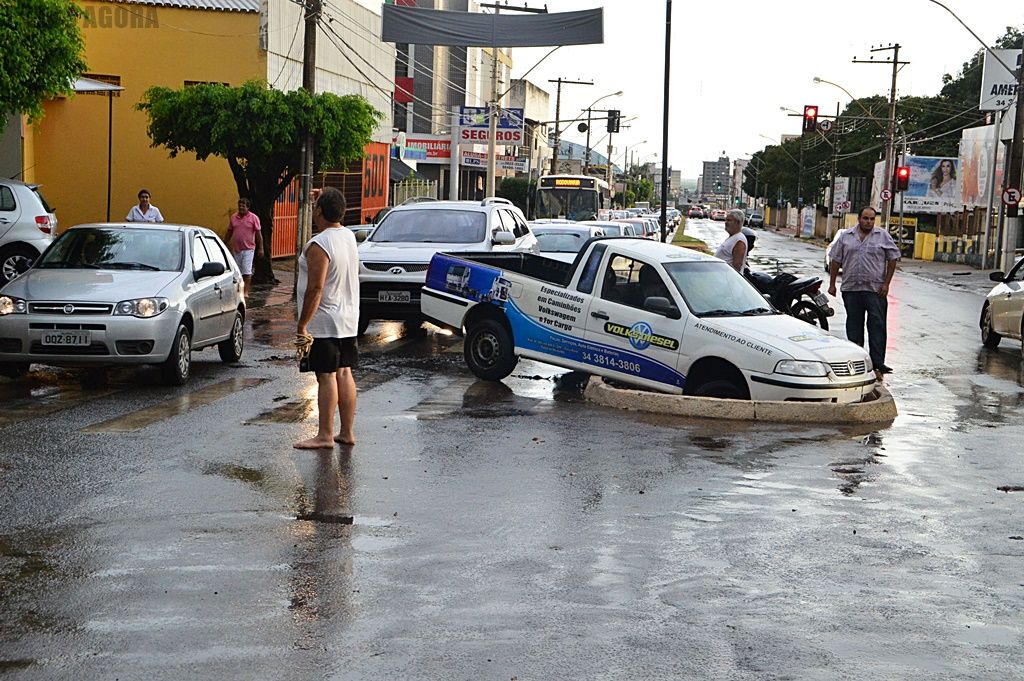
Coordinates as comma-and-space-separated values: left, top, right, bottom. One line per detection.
0, 296, 27, 315
775, 360, 829, 377
114, 297, 168, 318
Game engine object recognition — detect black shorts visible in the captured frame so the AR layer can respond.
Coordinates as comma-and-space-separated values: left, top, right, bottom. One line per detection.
300, 337, 359, 373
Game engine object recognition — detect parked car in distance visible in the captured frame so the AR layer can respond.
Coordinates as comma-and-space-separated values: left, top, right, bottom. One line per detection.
746, 213, 765, 228
530, 224, 606, 263
0, 223, 245, 384
824, 228, 844, 272
0, 179, 57, 284
980, 257, 1024, 353
581, 220, 640, 237
357, 197, 537, 333
687, 207, 704, 219
710, 209, 727, 221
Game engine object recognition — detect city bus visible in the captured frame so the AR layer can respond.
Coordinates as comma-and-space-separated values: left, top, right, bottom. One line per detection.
533, 174, 612, 221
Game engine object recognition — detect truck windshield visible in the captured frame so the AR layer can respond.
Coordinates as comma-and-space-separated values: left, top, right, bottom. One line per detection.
535, 189, 599, 221
663, 261, 775, 317
370, 210, 486, 243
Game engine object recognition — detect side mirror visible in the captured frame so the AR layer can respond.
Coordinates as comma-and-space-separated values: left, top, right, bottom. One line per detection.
492, 231, 515, 245
195, 261, 226, 279
989, 271, 1005, 282
644, 296, 681, 319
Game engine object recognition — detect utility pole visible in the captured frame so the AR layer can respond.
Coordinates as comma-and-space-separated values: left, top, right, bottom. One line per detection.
481, 3, 547, 197
1003, 40, 1024, 270
548, 78, 592, 174
854, 44, 909, 229
659, 0, 672, 242
583, 108, 592, 174
296, 0, 321, 264
827, 102, 840, 239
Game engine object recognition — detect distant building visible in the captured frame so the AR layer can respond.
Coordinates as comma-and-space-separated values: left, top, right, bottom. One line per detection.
701, 153, 731, 196
732, 158, 749, 204
508, 79, 552, 179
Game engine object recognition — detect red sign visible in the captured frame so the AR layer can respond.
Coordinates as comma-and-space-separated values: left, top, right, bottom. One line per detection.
361, 142, 389, 223
460, 128, 524, 144
394, 77, 413, 105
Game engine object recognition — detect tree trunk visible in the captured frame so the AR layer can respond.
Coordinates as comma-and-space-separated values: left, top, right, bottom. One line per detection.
251, 197, 278, 286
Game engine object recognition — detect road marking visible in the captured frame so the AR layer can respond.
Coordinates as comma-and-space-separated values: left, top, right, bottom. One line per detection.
82, 377, 270, 433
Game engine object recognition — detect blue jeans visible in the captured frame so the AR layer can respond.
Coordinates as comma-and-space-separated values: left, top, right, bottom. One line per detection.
842, 290, 888, 368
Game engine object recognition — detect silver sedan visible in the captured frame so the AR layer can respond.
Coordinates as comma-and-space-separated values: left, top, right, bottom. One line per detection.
0, 223, 245, 384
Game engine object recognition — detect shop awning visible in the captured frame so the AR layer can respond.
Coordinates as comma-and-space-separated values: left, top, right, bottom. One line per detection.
390, 159, 417, 183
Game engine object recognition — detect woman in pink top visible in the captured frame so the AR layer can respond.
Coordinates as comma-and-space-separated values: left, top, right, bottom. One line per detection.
225, 198, 264, 297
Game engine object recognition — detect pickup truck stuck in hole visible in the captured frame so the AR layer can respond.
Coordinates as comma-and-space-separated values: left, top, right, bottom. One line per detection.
421, 238, 878, 403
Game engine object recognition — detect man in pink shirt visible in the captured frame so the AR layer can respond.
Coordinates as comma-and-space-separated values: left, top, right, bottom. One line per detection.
225, 198, 264, 297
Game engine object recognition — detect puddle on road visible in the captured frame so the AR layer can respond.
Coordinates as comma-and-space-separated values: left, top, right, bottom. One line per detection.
82, 377, 271, 433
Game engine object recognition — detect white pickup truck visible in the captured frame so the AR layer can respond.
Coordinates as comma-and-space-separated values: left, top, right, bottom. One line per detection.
421, 237, 878, 402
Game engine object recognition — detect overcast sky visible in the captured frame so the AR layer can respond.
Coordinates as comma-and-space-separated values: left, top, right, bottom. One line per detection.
509, 0, 1021, 178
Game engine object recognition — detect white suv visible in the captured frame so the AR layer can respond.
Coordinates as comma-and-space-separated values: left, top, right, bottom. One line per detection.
0, 180, 57, 283
357, 198, 537, 333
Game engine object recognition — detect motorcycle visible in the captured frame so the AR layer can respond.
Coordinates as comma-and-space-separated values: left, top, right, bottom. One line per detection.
744, 268, 834, 330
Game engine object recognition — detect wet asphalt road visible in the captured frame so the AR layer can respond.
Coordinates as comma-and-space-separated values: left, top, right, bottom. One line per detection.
1, 224, 1023, 680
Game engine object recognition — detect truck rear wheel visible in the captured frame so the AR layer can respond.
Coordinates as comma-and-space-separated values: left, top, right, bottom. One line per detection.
464, 319, 517, 381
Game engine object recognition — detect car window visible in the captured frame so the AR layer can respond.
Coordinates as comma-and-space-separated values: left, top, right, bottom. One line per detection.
31, 187, 53, 213
192, 234, 211, 269
203, 236, 229, 268
664, 260, 772, 317
510, 212, 530, 239
370, 209, 487, 244
1008, 259, 1024, 283
37, 228, 183, 271
600, 255, 671, 309
576, 243, 608, 294
495, 209, 515, 234
0, 186, 15, 212
535, 232, 586, 253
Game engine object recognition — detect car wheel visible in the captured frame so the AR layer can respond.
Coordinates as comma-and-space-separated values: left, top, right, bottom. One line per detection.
0, 362, 29, 379
0, 245, 39, 283
692, 378, 749, 400
980, 303, 1001, 349
464, 318, 518, 381
357, 314, 371, 336
792, 301, 829, 331
218, 311, 244, 362
161, 324, 192, 385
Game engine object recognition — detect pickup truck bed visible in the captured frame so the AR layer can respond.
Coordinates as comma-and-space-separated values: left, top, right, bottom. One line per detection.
437, 251, 577, 287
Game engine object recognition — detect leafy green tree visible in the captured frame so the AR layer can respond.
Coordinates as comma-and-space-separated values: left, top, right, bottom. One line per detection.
138, 80, 381, 283
496, 176, 534, 215
635, 177, 654, 204
0, 0, 86, 120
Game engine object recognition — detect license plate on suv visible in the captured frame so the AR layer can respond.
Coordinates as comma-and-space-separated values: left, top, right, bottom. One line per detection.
378, 291, 411, 303
42, 332, 91, 346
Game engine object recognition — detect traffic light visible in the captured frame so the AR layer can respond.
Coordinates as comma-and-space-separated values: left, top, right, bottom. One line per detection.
895, 166, 911, 192
606, 109, 621, 133
802, 105, 818, 133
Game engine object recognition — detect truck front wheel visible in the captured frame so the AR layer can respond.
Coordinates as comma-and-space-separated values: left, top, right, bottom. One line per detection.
464, 319, 518, 381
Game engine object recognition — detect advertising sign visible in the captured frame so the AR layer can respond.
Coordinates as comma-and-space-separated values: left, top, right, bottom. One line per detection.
872, 157, 962, 214
832, 176, 849, 213
461, 151, 527, 171
458, 106, 525, 144
391, 133, 451, 164
959, 125, 1006, 208
980, 49, 1022, 111
801, 205, 815, 237
900, 156, 962, 213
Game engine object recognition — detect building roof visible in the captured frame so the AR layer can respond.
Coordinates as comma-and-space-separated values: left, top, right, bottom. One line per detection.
111, 0, 259, 12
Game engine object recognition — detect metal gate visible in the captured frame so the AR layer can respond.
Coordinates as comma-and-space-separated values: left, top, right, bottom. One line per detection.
392, 178, 437, 205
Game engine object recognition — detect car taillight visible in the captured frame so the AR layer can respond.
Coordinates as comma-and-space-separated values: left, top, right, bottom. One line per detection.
35, 216, 52, 234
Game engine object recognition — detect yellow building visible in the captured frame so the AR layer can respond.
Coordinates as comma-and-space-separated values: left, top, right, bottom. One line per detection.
24, 0, 265, 234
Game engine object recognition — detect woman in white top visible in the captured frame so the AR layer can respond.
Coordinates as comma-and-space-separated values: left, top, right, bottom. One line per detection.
125, 189, 164, 223
714, 209, 748, 273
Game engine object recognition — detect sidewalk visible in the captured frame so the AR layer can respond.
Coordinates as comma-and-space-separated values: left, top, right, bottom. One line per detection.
245, 262, 296, 310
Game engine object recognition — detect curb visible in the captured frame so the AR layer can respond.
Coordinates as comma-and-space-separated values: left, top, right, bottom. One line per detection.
583, 376, 898, 424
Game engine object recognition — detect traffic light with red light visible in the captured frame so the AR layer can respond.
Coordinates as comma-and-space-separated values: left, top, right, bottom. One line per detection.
802, 105, 818, 133
895, 166, 911, 192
